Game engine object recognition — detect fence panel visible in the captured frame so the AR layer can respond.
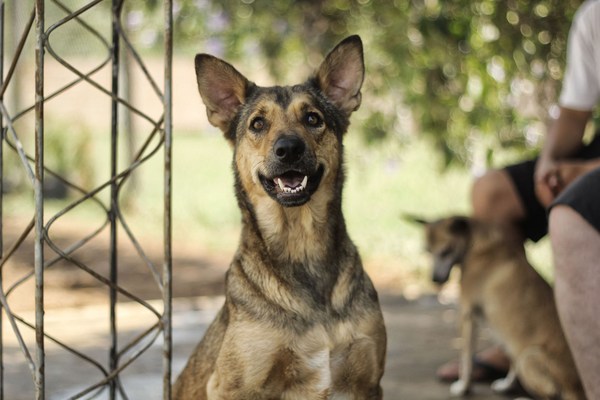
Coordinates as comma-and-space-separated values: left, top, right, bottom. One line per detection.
0, 1, 173, 398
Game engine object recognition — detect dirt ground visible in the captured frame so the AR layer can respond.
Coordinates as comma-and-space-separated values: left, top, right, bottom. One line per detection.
1, 217, 516, 399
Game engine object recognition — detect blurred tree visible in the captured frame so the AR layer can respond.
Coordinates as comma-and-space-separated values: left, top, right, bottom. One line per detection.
128, 0, 585, 166
388, 0, 584, 165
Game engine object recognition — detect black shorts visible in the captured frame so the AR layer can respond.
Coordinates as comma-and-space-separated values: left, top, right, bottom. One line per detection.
504, 134, 600, 241
551, 166, 600, 234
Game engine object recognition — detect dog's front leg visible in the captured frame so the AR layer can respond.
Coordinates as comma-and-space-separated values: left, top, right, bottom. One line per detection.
491, 365, 518, 393
450, 307, 477, 397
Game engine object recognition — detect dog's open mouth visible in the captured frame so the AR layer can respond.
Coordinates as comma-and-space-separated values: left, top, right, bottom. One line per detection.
259, 166, 325, 207
274, 171, 309, 194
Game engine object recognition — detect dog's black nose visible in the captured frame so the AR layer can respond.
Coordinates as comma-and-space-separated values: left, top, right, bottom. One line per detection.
274, 135, 305, 164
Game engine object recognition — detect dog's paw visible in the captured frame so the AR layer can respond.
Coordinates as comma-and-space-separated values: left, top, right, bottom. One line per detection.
449, 379, 470, 397
491, 376, 516, 393
491, 367, 519, 394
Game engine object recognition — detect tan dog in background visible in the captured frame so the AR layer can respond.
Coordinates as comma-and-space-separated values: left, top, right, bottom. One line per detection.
417, 216, 584, 399
173, 36, 386, 399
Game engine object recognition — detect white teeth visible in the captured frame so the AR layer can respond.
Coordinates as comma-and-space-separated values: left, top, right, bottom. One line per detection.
275, 175, 309, 194
283, 186, 302, 194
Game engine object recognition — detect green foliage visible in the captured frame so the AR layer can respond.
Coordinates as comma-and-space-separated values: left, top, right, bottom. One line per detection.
132, 0, 584, 165
393, 0, 581, 165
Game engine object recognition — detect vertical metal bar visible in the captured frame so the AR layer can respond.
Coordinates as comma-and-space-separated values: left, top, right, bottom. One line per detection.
0, 1, 5, 398
34, 0, 45, 399
109, 1, 123, 398
162, 0, 173, 398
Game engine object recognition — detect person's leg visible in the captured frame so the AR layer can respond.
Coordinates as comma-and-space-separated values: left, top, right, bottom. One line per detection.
476, 160, 552, 242
471, 169, 527, 224
549, 206, 600, 399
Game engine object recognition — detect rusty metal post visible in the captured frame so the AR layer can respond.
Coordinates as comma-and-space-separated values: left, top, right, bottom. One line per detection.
163, 0, 173, 398
0, 1, 4, 398
109, 0, 124, 398
34, 0, 45, 399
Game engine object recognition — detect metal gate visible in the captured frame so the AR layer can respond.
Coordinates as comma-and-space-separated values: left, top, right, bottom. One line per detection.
0, 0, 173, 398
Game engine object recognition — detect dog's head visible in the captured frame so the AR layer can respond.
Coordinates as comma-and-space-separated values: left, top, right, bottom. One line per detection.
411, 216, 473, 284
194, 36, 364, 208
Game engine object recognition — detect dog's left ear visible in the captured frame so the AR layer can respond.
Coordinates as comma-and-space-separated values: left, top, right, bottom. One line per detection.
402, 214, 429, 226
315, 35, 365, 116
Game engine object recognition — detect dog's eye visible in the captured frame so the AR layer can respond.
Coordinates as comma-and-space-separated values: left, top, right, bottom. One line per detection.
250, 117, 266, 132
305, 112, 323, 128
439, 247, 454, 259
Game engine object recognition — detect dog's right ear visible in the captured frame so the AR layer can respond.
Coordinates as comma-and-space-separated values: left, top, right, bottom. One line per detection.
449, 216, 471, 235
195, 54, 251, 141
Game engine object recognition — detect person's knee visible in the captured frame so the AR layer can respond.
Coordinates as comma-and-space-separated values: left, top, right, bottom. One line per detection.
471, 170, 503, 217
548, 205, 571, 241
549, 204, 599, 278
471, 169, 523, 222
549, 205, 573, 274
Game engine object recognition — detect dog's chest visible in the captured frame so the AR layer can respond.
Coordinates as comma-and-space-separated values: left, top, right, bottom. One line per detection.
226, 319, 365, 398
281, 322, 367, 398
298, 350, 356, 400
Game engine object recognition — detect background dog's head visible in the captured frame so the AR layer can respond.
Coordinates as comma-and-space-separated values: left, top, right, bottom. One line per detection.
194, 36, 364, 208
409, 215, 472, 284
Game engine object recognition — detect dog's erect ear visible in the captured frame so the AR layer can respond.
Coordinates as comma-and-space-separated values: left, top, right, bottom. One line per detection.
315, 35, 365, 116
195, 54, 251, 139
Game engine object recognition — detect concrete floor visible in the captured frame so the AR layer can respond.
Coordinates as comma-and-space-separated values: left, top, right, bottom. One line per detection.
2, 293, 518, 400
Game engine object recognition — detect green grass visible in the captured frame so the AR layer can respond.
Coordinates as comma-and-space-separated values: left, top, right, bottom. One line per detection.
343, 137, 470, 269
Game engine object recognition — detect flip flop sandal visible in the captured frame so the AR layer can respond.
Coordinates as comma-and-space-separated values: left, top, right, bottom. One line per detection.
437, 357, 508, 383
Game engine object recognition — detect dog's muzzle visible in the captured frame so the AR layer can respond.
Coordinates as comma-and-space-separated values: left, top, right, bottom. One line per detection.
258, 135, 324, 207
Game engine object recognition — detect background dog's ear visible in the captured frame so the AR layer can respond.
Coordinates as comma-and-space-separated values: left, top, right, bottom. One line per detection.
195, 54, 251, 140
315, 35, 365, 116
449, 216, 471, 235
402, 214, 429, 225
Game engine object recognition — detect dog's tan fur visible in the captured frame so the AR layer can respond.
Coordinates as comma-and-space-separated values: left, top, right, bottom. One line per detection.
173, 36, 386, 399
421, 216, 585, 400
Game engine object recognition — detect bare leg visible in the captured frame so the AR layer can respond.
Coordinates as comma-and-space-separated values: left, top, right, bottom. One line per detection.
549, 205, 600, 400
471, 169, 527, 223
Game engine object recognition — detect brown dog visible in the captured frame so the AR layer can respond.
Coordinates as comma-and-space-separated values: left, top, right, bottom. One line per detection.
173, 36, 387, 399
418, 216, 584, 399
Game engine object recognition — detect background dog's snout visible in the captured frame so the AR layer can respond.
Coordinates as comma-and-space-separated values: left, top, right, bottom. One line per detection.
274, 135, 305, 164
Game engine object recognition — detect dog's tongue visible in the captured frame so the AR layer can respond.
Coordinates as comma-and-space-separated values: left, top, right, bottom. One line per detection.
274, 172, 308, 192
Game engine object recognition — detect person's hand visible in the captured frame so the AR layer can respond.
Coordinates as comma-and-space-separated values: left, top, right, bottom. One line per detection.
535, 158, 600, 207
555, 160, 589, 187
534, 156, 562, 207
532, 106, 593, 207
